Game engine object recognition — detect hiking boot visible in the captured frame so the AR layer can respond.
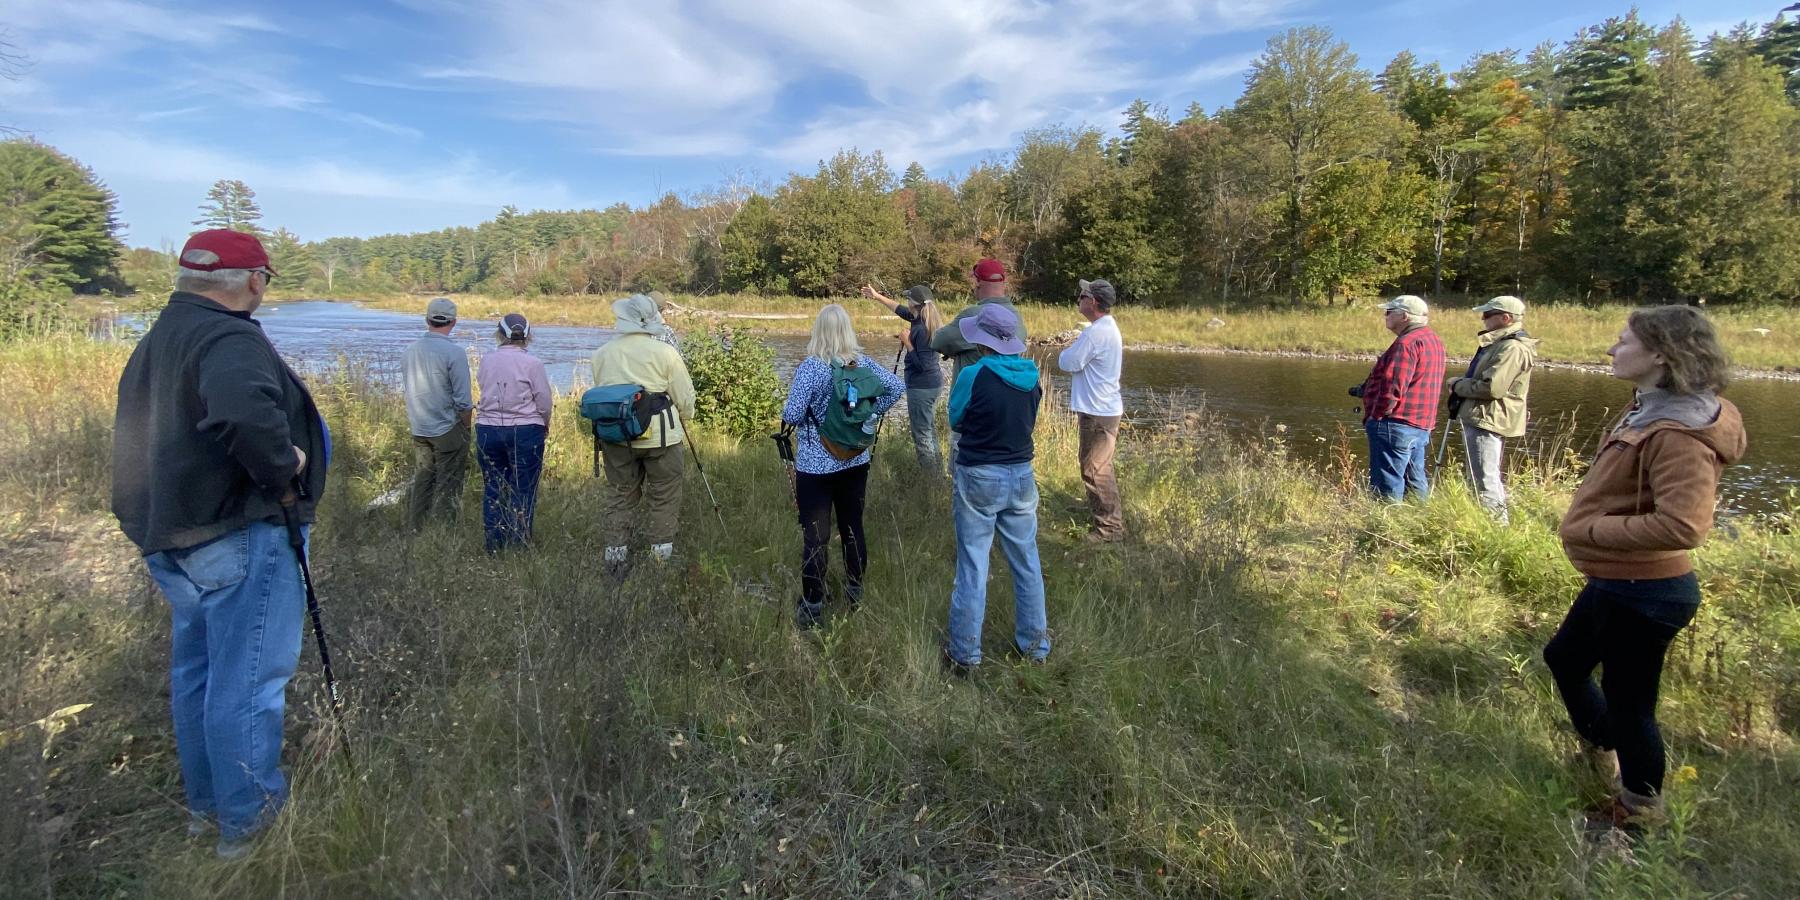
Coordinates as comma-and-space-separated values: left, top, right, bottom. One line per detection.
845, 582, 864, 610
794, 600, 823, 631
940, 647, 976, 677
1583, 745, 1624, 795
1583, 789, 1667, 839
1010, 641, 1049, 664
1082, 530, 1124, 545
649, 543, 674, 563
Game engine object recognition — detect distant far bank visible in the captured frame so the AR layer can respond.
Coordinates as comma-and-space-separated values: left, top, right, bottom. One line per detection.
309, 291, 1800, 378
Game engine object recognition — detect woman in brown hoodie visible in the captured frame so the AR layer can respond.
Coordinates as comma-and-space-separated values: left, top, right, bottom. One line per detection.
1547, 305, 1747, 831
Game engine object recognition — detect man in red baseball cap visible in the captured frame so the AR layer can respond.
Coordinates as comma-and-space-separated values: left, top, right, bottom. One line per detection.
111, 228, 327, 859
930, 257, 1029, 378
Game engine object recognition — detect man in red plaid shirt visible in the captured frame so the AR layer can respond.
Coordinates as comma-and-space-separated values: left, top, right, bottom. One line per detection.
1349, 295, 1447, 501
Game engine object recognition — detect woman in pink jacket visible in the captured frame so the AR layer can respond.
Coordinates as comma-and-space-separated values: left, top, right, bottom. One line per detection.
475, 313, 553, 552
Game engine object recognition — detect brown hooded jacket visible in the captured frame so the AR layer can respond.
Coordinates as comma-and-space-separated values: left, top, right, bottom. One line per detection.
1559, 397, 1747, 580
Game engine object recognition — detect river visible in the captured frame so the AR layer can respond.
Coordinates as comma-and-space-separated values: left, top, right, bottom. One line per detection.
246, 300, 1793, 516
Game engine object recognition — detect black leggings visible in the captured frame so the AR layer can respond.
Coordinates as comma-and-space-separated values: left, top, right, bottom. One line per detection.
1543, 577, 1697, 796
795, 464, 869, 611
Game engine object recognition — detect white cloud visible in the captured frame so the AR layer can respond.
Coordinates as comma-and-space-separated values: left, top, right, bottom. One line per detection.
58, 128, 574, 209
423, 0, 1293, 167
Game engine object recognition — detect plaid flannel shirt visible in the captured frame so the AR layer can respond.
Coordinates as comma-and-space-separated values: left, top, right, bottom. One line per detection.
1360, 325, 1447, 430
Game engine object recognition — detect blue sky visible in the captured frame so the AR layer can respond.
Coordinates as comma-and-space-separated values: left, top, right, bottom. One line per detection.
0, 0, 1781, 248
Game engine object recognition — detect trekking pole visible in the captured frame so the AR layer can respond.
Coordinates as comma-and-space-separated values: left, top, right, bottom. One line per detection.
676, 411, 725, 527
1434, 396, 1462, 476
280, 482, 354, 773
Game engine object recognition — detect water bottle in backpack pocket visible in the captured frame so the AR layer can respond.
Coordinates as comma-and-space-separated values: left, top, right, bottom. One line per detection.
815, 361, 886, 461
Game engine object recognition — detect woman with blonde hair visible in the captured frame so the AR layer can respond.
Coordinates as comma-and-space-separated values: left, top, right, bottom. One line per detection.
474, 313, 552, 552
1549, 304, 1746, 833
862, 283, 945, 475
780, 303, 904, 629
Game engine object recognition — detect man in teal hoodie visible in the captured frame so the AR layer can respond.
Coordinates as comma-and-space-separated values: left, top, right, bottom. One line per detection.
943, 304, 1049, 672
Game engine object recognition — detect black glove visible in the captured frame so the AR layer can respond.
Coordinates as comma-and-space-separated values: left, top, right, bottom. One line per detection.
1347, 383, 1364, 398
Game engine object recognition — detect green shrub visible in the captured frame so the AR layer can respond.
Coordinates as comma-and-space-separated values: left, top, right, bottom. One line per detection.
679, 325, 782, 439
0, 277, 68, 341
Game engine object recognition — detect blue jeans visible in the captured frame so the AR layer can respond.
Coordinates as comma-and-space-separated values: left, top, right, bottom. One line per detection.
946, 462, 1050, 665
477, 424, 547, 552
144, 520, 306, 840
1365, 419, 1431, 502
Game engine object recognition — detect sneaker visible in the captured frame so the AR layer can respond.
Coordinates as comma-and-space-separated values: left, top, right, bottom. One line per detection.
845, 582, 864, 609
186, 813, 213, 840
1082, 530, 1124, 545
215, 834, 255, 860
649, 543, 674, 562
604, 546, 629, 579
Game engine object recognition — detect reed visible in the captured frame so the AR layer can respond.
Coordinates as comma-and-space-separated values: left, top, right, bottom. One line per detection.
2, 337, 1795, 897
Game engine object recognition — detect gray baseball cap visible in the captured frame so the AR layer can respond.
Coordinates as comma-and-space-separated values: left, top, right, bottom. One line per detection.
1382, 295, 1428, 317
1078, 278, 1116, 308
425, 297, 457, 324
1472, 295, 1525, 317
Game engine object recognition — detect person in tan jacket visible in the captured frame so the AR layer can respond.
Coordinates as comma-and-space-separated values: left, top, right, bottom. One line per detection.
1546, 305, 1746, 835
1447, 295, 1538, 522
590, 294, 697, 567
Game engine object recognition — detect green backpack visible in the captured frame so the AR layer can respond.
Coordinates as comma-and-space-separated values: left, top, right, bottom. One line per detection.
815, 361, 886, 460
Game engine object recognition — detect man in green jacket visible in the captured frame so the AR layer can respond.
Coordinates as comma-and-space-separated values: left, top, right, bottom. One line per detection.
1448, 295, 1539, 523
931, 258, 1028, 377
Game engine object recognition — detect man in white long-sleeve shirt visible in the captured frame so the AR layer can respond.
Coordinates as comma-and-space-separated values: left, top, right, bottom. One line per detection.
1056, 278, 1125, 542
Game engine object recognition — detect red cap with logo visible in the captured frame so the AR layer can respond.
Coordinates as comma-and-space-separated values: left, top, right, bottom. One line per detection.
179, 229, 274, 273
973, 258, 1006, 283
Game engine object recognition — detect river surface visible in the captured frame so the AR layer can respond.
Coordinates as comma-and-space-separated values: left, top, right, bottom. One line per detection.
249, 300, 1794, 516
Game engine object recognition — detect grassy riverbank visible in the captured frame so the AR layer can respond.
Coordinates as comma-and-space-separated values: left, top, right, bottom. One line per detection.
336, 290, 1800, 373
3, 336, 1797, 897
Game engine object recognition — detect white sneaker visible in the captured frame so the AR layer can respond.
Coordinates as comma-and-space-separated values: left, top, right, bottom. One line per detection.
650, 543, 673, 562
604, 546, 628, 563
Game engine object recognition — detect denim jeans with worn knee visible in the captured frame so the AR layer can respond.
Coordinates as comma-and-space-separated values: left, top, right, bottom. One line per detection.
144, 520, 306, 841
946, 462, 1050, 665
1365, 418, 1431, 501
1461, 422, 1508, 519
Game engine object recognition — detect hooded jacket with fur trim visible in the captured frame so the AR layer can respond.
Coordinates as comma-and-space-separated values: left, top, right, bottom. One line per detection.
1559, 395, 1747, 580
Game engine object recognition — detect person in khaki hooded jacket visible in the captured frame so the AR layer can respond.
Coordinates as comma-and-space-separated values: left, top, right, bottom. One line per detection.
1447, 295, 1539, 522
1545, 305, 1746, 837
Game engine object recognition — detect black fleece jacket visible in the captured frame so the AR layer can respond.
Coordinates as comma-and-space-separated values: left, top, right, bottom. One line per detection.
111, 292, 328, 555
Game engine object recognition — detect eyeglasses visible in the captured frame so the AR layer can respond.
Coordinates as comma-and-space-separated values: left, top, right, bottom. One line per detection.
254, 268, 277, 284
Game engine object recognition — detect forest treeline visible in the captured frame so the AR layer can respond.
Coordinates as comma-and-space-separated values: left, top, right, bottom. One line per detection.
5, 11, 1799, 328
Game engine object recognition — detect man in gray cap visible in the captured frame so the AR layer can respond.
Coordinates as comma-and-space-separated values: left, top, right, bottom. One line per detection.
1056, 278, 1125, 542
402, 297, 473, 529
1448, 295, 1538, 522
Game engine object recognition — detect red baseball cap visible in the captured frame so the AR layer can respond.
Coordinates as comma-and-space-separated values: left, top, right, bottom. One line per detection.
179, 229, 274, 273
973, 258, 1006, 283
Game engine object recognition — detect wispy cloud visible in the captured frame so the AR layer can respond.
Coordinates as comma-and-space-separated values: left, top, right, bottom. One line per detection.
62, 128, 576, 210
422, 0, 1293, 166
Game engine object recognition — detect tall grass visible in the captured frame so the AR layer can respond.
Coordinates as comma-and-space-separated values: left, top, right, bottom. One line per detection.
340, 290, 1800, 373
1, 338, 1796, 897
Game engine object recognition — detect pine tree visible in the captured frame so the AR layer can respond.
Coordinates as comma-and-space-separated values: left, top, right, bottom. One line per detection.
1559, 13, 1655, 109
193, 179, 264, 234
0, 139, 124, 292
